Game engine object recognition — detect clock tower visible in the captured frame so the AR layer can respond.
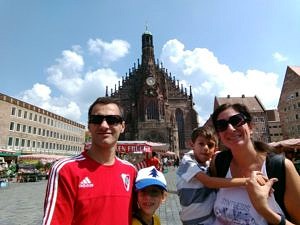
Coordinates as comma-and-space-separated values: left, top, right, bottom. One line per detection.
106, 29, 198, 155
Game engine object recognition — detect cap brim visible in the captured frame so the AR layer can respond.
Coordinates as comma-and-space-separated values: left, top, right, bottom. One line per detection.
135, 178, 167, 191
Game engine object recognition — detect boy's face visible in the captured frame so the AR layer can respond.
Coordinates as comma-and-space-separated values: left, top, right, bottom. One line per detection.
191, 136, 216, 163
137, 186, 166, 217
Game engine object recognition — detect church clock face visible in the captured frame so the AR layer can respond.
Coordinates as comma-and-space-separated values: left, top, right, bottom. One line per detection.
146, 77, 156, 86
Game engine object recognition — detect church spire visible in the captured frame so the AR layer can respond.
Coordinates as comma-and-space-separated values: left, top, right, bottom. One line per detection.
141, 29, 155, 70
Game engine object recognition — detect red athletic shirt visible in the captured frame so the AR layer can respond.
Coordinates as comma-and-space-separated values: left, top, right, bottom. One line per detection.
42, 152, 137, 225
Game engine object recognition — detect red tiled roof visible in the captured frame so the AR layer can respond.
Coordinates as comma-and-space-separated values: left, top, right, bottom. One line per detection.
289, 66, 300, 76
215, 96, 265, 112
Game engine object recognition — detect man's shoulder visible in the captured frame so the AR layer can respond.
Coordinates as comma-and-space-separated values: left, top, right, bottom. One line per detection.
50, 154, 86, 175
116, 157, 137, 171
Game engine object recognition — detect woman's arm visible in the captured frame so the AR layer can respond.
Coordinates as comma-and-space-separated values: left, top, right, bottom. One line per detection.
246, 171, 296, 225
283, 158, 300, 223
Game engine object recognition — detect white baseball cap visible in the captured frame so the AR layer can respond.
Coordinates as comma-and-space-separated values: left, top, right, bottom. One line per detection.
135, 166, 167, 191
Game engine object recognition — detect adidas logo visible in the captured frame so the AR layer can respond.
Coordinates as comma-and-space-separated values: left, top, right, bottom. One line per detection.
79, 177, 94, 188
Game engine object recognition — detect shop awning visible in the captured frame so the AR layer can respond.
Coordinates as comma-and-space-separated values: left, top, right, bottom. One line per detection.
117, 141, 152, 153
0, 149, 20, 157
84, 141, 169, 153
18, 154, 67, 163
269, 138, 300, 151
117, 141, 169, 153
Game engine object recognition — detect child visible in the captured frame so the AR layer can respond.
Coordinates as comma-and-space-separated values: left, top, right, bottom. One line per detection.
176, 126, 249, 225
132, 166, 168, 225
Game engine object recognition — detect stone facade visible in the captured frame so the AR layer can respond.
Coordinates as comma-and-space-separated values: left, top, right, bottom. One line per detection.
0, 93, 85, 156
277, 66, 300, 139
106, 31, 198, 155
266, 109, 283, 142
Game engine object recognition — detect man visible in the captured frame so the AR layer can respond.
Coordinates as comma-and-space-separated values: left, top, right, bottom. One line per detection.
147, 151, 161, 171
42, 97, 137, 225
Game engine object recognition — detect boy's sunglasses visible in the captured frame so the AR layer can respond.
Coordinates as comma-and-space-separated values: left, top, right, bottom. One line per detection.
215, 113, 248, 132
88, 115, 123, 125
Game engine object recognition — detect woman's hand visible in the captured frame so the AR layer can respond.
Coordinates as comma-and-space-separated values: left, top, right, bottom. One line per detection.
245, 171, 277, 212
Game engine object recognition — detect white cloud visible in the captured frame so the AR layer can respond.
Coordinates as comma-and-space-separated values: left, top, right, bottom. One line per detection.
18, 37, 282, 126
273, 52, 288, 62
20, 45, 122, 123
161, 39, 281, 124
19, 83, 82, 121
88, 38, 130, 65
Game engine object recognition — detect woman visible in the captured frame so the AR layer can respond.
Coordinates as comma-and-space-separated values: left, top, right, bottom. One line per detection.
210, 103, 300, 225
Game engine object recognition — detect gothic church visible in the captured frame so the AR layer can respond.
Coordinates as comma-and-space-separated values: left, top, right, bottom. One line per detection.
106, 30, 198, 155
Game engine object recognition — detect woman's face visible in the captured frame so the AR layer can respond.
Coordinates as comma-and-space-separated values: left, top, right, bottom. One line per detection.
216, 107, 252, 150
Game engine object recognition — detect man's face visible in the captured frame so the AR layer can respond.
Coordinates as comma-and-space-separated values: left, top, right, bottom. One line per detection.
88, 103, 125, 149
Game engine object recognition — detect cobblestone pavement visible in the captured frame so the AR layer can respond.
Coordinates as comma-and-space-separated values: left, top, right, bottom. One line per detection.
0, 167, 181, 225
157, 167, 182, 225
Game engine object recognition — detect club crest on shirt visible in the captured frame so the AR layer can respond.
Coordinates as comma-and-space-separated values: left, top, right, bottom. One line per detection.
121, 173, 130, 191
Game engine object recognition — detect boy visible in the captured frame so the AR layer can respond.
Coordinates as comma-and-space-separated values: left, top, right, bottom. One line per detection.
176, 126, 248, 225
132, 166, 168, 225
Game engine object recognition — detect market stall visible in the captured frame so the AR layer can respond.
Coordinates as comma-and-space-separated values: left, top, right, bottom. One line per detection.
269, 138, 300, 174
17, 154, 68, 182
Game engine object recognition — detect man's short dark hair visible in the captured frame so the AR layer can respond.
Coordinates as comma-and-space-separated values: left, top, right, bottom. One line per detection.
88, 97, 124, 118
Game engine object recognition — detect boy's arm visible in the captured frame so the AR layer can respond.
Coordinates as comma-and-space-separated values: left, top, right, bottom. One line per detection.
195, 172, 248, 188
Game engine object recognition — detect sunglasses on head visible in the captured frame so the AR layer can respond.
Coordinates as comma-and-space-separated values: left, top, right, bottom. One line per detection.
215, 113, 248, 132
88, 115, 123, 125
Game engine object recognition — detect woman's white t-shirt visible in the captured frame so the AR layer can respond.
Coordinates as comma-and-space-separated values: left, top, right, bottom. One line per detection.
213, 161, 283, 225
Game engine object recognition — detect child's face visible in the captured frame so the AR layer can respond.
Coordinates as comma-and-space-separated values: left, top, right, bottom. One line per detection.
191, 136, 216, 163
137, 186, 166, 217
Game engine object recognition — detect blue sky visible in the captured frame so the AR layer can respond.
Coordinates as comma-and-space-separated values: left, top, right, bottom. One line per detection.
1, 1, 299, 126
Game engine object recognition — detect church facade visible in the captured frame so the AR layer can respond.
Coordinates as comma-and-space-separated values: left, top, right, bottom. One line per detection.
106, 30, 198, 155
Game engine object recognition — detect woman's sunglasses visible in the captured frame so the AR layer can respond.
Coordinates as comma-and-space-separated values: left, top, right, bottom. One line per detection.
88, 115, 123, 125
215, 113, 248, 132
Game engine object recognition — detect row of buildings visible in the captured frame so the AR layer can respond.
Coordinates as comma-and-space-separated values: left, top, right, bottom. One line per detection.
0, 30, 299, 157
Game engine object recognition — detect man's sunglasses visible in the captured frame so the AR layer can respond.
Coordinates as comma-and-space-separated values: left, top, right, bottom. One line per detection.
215, 113, 249, 132
88, 115, 123, 125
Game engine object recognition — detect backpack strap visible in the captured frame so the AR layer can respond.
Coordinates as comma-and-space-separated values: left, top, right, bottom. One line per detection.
266, 153, 289, 219
214, 150, 232, 177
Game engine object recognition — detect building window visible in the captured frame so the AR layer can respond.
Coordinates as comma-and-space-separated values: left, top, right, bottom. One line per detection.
18, 109, 22, 117
27, 140, 30, 147
29, 112, 33, 120
16, 124, 21, 132
15, 138, 19, 147
22, 125, 26, 133
146, 100, 159, 120
24, 111, 28, 119
11, 107, 16, 116
9, 122, 14, 131
32, 141, 36, 148
21, 139, 25, 147
8, 137, 13, 146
